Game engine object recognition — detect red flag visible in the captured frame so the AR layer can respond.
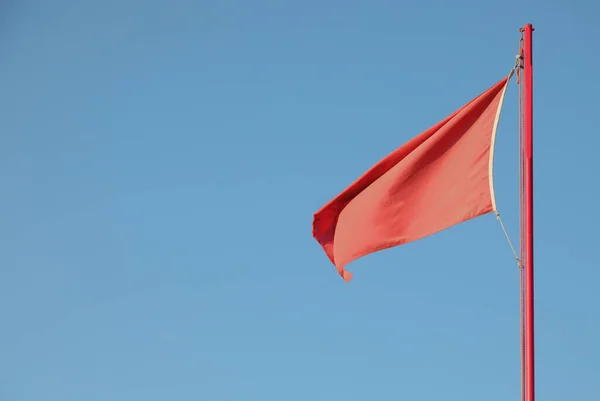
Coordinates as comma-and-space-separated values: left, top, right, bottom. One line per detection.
312, 76, 511, 282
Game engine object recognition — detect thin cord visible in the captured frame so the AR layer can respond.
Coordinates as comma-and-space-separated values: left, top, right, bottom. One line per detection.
495, 211, 521, 268
493, 62, 522, 269
517, 33, 527, 401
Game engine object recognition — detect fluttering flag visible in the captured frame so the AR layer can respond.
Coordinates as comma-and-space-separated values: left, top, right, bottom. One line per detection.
312, 76, 511, 282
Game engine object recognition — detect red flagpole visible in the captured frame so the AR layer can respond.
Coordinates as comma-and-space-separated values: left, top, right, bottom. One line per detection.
523, 23, 535, 401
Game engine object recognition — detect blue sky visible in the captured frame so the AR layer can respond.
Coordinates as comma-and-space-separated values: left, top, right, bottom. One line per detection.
1, 1, 598, 400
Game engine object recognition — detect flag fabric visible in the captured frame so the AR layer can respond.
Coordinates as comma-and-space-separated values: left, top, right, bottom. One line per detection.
312, 76, 511, 282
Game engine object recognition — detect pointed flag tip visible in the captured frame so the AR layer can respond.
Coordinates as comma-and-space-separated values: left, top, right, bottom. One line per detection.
341, 270, 353, 283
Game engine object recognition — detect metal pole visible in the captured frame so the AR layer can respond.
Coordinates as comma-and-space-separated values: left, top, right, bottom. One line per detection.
522, 22, 535, 401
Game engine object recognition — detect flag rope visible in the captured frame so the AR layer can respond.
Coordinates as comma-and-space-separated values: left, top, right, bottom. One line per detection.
493, 59, 523, 270
493, 43, 526, 401
495, 211, 521, 268
517, 30, 527, 401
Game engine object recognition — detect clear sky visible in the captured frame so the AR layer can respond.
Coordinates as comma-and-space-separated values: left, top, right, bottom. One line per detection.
1, 1, 598, 400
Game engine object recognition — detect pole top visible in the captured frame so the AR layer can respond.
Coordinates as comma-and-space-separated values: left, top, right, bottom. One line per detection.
520, 24, 535, 32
